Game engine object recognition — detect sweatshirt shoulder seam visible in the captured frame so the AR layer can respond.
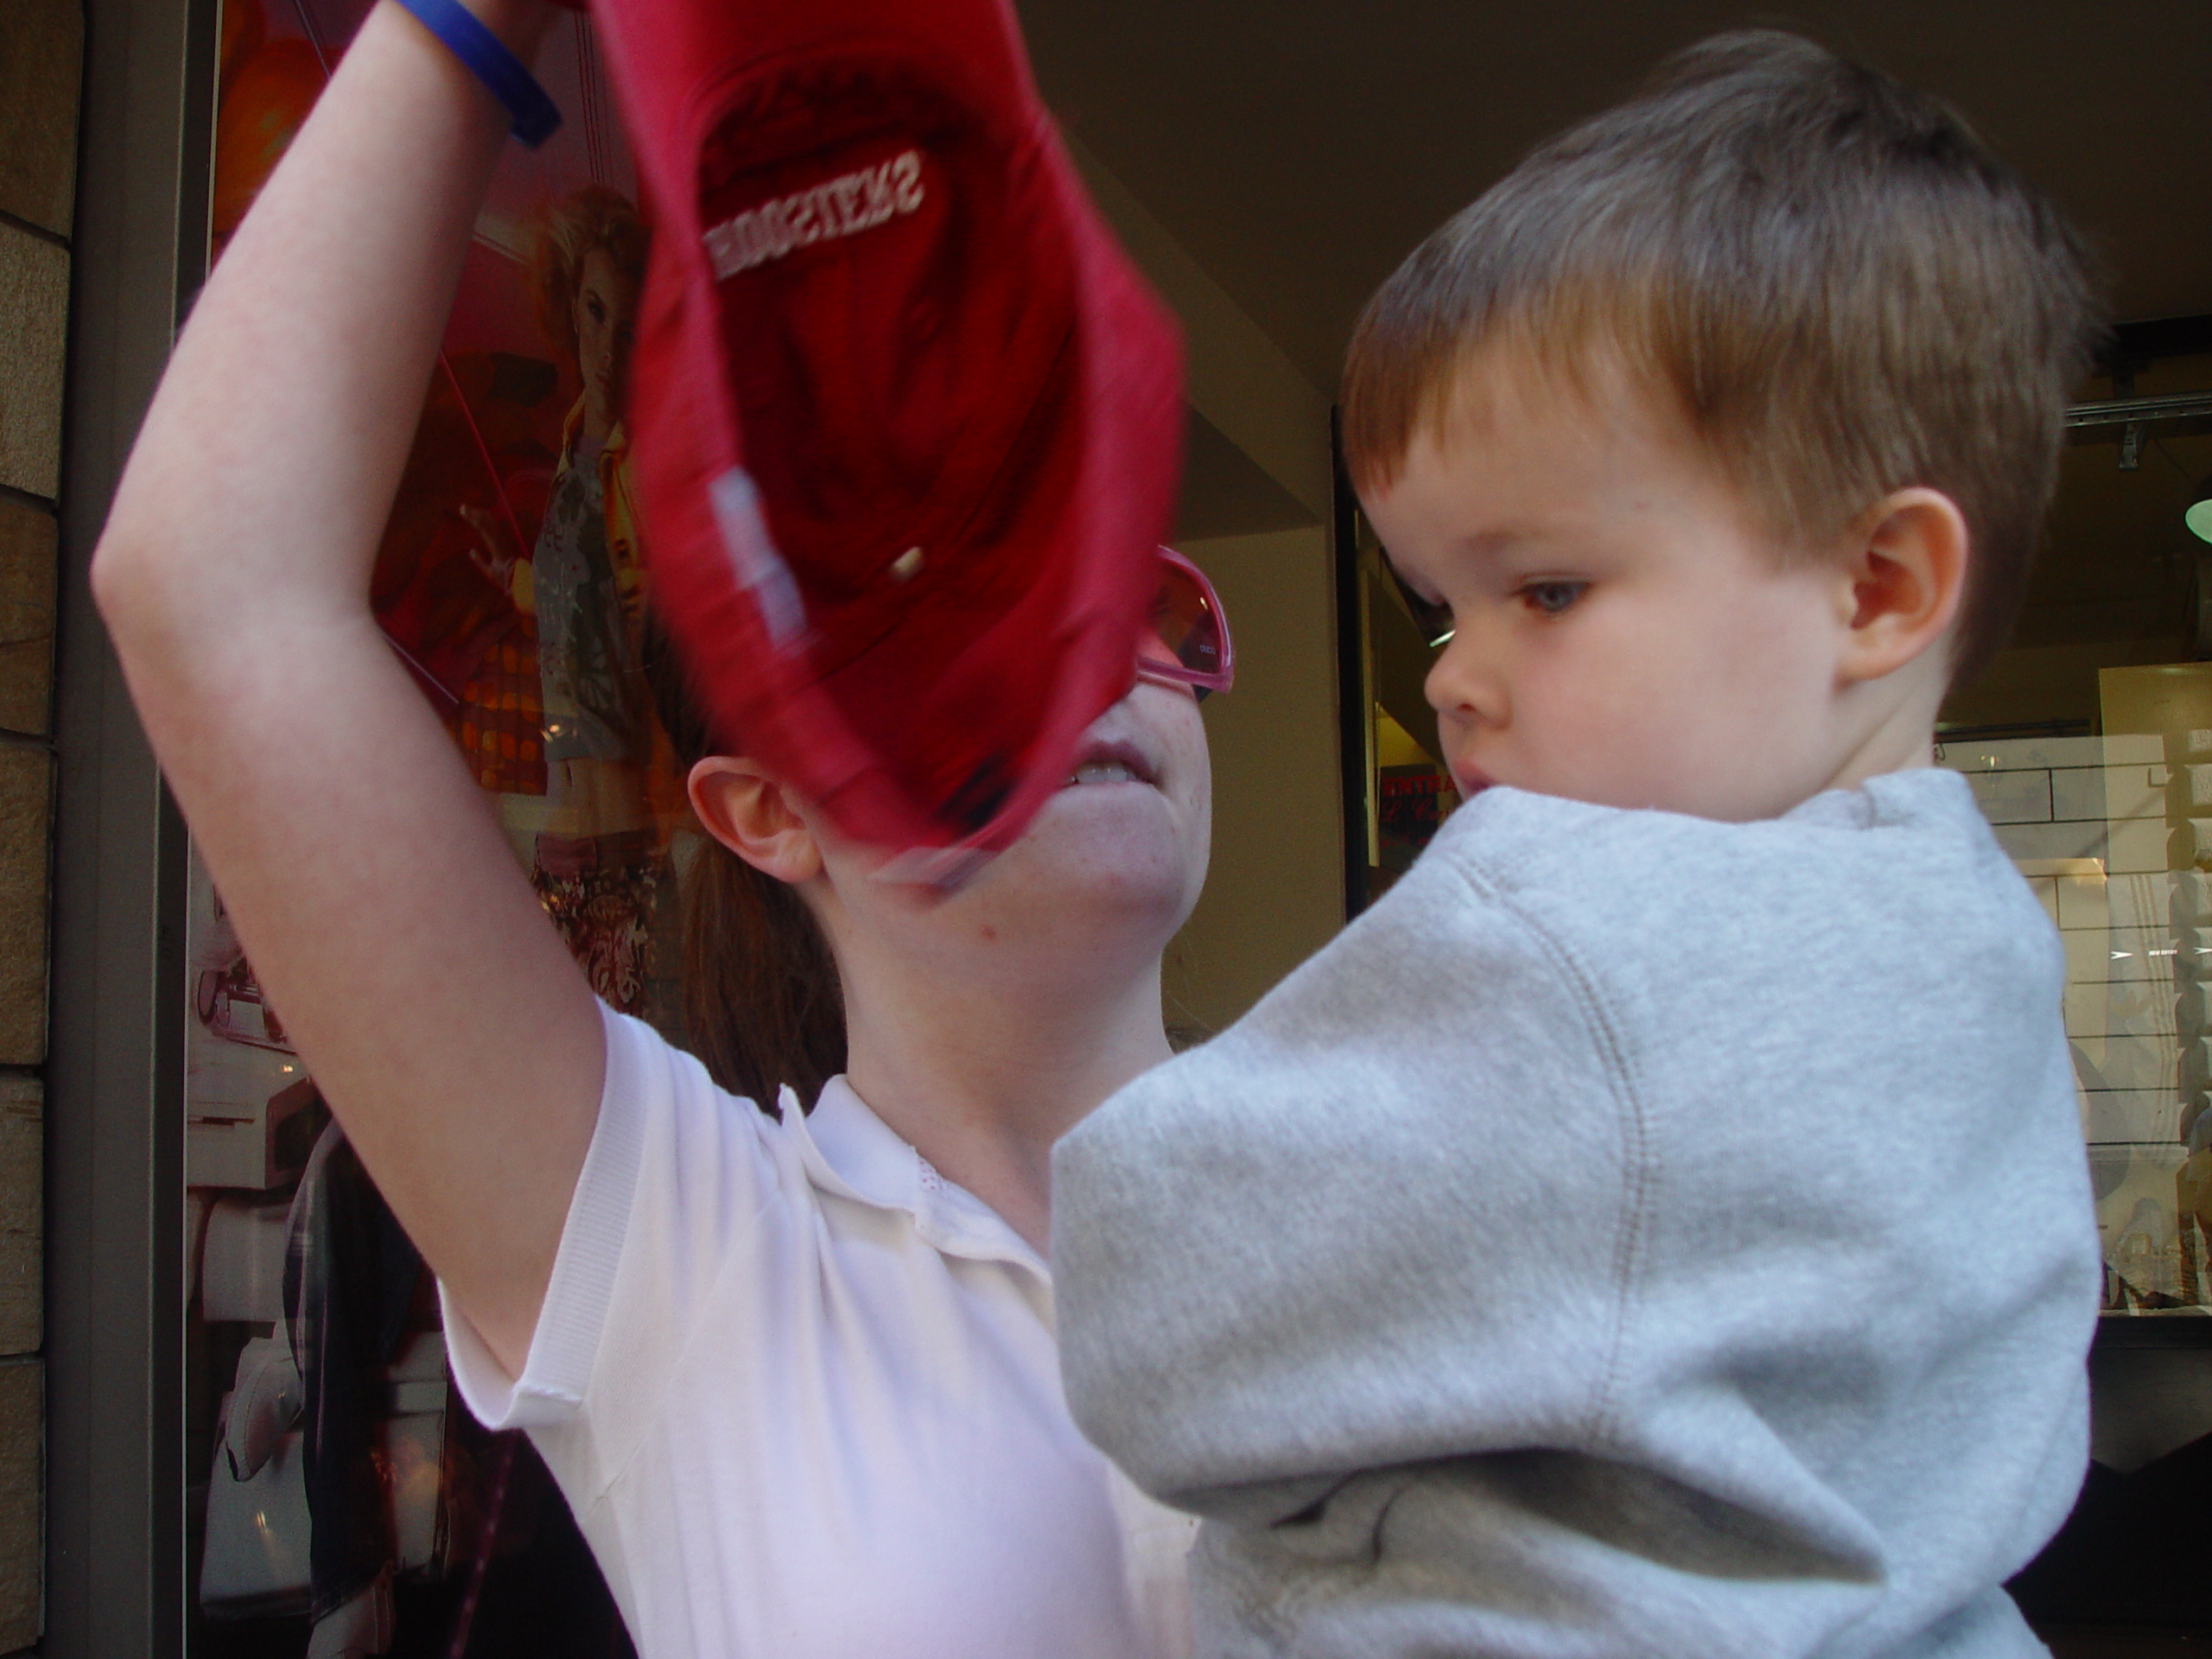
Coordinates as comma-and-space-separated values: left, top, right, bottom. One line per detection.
1442, 844, 1656, 1452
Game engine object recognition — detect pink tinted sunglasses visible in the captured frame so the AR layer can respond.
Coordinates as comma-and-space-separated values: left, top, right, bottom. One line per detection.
1136, 546, 1235, 700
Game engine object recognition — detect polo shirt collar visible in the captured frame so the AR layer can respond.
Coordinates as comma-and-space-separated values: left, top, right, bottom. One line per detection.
791, 1075, 1047, 1279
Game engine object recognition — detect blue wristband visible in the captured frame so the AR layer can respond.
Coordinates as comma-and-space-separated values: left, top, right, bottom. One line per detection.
394, 0, 563, 149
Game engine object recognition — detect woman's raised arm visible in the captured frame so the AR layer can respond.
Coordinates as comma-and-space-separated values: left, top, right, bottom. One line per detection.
91, 0, 601, 1376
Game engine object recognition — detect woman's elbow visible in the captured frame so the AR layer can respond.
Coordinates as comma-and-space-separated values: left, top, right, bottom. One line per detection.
87, 512, 175, 650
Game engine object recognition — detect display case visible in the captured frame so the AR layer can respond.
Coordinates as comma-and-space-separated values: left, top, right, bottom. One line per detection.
179, 3, 677, 1651
1938, 668, 2212, 1319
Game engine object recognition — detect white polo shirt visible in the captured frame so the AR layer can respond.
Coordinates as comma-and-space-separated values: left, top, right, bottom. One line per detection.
442, 1003, 1196, 1659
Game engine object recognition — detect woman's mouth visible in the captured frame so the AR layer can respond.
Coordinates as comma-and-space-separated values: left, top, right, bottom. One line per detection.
1063, 741, 1158, 788
1069, 760, 1139, 785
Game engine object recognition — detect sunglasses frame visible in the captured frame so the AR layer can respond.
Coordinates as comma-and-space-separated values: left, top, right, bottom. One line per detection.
1135, 545, 1236, 699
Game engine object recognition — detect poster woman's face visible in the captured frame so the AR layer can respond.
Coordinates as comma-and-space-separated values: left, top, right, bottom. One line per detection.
573, 245, 640, 433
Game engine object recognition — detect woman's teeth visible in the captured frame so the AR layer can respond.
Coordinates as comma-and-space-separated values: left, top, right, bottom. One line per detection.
1067, 760, 1139, 785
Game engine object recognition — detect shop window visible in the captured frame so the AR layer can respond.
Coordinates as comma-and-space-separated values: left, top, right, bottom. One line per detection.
1936, 331, 2212, 1322
185, 3, 664, 1651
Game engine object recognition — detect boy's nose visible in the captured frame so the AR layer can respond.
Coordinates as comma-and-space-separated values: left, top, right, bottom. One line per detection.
1425, 636, 1506, 728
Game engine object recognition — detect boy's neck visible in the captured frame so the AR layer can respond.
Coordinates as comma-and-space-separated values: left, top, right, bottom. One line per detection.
1815, 670, 1946, 800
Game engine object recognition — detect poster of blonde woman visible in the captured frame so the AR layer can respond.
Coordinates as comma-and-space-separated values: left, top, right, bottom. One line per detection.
506, 186, 683, 1021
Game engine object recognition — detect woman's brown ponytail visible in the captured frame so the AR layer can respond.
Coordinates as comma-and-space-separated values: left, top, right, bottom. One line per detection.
644, 616, 845, 1115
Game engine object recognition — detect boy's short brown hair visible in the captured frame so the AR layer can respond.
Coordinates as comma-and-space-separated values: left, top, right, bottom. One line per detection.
1341, 30, 2102, 685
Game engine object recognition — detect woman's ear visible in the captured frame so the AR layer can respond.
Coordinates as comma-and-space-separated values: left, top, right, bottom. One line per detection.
688, 756, 823, 885
1835, 487, 1969, 687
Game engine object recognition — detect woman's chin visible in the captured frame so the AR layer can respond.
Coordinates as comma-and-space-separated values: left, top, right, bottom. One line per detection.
985, 781, 1201, 923
1034, 775, 1181, 855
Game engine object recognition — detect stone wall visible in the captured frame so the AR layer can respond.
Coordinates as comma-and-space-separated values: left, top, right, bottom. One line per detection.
0, 0, 81, 1650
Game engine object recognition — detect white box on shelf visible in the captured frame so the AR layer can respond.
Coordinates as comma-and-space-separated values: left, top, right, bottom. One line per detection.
185, 1074, 321, 1193
2063, 926, 2179, 985
2176, 925, 2212, 976
2080, 1090, 2183, 1144
2070, 1031, 2178, 1093
2067, 979, 2177, 1039
2110, 817, 2171, 874
2177, 977, 2211, 1031
2046, 765, 2168, 826
2105, 870, 2179, 931
2058, 871, 2112, 931
1936, 734, 2162, 772
2174, 870, 2212, 925
1995, 820, 2113, 865
2025, 875, 2060, 924
1965, 768, 2052, 823
2180, 1034, 2212, 1096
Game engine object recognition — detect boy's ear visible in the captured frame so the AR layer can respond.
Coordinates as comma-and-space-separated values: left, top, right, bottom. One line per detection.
1834, 487, 1969, 686
687, 756, 823, 885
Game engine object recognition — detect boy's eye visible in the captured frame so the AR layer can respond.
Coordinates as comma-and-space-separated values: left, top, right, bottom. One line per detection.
1519, 581, 1587, 616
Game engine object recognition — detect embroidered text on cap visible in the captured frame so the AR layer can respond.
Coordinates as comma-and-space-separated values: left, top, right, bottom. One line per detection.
705, 151, 927, 279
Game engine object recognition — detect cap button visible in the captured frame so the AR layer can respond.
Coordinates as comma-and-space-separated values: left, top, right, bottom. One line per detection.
890, 546, 925, 582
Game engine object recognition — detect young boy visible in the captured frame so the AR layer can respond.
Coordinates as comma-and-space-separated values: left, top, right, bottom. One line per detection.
1052, 31, 2104, 1659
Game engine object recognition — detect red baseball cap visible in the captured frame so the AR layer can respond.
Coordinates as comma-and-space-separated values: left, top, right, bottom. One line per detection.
584, 0, 1185, 886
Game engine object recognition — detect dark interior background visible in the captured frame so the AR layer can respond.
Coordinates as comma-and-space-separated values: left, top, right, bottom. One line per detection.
1018, 0, 2212, 723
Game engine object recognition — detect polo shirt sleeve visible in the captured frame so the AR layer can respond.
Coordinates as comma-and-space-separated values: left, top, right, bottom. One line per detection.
442, 1001, 790, 1452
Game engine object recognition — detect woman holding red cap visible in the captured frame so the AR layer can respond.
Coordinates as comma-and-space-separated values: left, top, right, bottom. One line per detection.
92, 2, 1227, 1656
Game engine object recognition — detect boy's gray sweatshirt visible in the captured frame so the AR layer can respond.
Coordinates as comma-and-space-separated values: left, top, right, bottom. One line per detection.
1054, 769, 2100, 1659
